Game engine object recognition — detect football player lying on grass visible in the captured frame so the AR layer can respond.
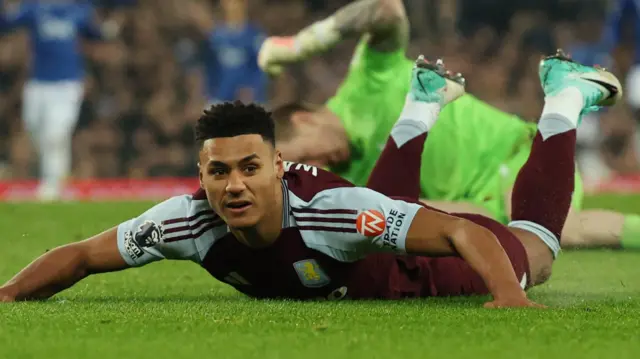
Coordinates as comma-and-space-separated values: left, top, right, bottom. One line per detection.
0, 51, 621, 307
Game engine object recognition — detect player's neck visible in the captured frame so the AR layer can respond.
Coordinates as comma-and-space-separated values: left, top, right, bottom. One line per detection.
231, 182, 284, 248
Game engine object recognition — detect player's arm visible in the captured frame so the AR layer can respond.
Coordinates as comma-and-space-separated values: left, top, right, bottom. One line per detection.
420, 200, 495, 219
0, 195, 208, 302
0, 228, 128, 302
304, 186, 540, 307
332, 0, 408, 52
79, 5, 120, 41
258, 0, 408, 74
403, 207, 529, 305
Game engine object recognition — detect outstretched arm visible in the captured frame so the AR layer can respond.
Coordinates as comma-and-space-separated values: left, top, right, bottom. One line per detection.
259, 0, 408, 74
404, 208, 540, 307
332, 0, 408, 52
300, 184, 542, 308
0, 228, 128, 301
0, 194, 210, 302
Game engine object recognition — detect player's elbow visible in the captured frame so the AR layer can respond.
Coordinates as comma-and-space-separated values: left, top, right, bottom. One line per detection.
374, 0, 407, 29
57, 243, 93, 278
406, 209, 477, 255
429, 217, 478, 255
446, 219, 497, 252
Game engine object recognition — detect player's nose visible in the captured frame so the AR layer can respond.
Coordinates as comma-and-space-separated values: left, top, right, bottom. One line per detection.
225, 170, 247, 194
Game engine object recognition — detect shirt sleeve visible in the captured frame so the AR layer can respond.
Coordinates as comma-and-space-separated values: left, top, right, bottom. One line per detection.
116, 195, 221, 267
293, 187, 422, 262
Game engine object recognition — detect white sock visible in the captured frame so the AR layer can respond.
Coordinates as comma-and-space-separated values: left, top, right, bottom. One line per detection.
539, 87, 584, 140
391, 96, 440, 147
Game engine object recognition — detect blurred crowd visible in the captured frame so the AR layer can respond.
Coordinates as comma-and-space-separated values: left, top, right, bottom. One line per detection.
0, 0, 638, 185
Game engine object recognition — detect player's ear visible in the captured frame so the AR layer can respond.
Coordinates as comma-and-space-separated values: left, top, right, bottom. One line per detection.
290, 111, 313, 127
197, 162, 205, 189
274, 150, 285, 179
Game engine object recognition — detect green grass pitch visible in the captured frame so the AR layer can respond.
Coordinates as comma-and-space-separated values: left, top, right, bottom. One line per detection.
0, 195, 639, 359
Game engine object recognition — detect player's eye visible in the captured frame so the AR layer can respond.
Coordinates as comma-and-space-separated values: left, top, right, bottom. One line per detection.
243, 164, 258, 175
209, 167, 228, 176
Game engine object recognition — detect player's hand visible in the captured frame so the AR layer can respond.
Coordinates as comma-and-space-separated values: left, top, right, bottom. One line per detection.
0, 295, 15, 303
257, 36, 290, 76
0, 289, 16, 303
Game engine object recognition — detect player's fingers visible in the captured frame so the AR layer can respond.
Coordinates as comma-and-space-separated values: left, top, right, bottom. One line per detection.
0, 294, 15, 303
485, 300, 546, 309
483, 301, 498, 309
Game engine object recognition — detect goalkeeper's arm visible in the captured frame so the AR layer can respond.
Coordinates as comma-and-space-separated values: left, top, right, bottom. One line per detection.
258, 0, 408, 74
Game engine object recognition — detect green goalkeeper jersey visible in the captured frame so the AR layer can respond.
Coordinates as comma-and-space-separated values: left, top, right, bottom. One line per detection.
326, 38, 582, 223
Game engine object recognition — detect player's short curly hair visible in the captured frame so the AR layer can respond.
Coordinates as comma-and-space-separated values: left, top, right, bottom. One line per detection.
194, 101, 275, 147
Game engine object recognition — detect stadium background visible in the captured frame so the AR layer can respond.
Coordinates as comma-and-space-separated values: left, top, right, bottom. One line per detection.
1, 2, 640, 358
0, 0, 639, 199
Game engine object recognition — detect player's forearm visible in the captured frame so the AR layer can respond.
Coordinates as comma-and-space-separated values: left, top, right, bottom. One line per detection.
333, 0, 407, 49
449, 223, 526, 300
0, 245, 90, 301
259, 0, 406, 69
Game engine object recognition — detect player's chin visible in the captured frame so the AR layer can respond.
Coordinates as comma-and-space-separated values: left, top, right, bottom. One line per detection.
226, 218, 260, 230
223, 209, 260, 229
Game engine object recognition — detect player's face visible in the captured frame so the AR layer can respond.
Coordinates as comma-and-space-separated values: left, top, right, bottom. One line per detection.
199, 134, 284, 229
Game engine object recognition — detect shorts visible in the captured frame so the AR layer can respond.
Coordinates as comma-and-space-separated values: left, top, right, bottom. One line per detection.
22, 80, 84, 140
388, 213, 530, 298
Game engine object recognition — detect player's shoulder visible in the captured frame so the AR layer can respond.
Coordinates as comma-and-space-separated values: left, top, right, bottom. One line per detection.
169, 189, 225, 233
137, 190, 225, 242
283, 161, 353, 202
118, 190, 227, 264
